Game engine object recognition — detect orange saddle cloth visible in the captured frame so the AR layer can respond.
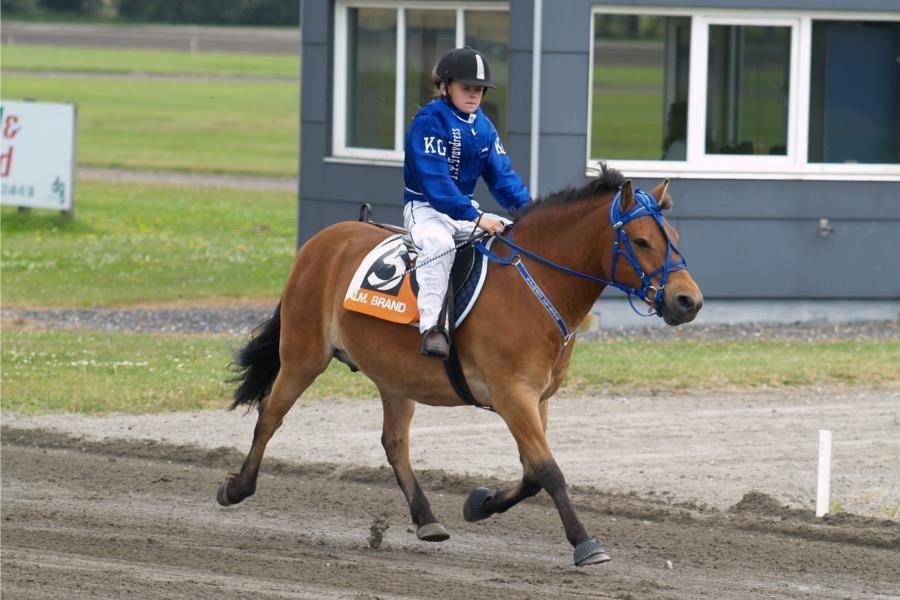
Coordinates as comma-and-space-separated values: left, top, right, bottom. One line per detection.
343, 234, 420, 324
343, 233, 493, 327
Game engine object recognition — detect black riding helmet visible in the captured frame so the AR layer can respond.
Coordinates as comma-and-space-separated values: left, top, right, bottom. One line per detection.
434, 47, 495, 89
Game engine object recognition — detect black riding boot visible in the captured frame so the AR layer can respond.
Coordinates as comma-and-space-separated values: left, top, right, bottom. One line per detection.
420, 326, 450, 360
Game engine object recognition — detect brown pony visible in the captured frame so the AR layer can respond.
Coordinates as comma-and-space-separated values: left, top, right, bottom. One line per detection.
218, 166, 703, 566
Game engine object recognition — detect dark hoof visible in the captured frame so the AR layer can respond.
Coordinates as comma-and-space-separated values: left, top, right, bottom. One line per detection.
416, 522, 450, 542
573, 538, 610, 567
216, 481, 234, 506
463, 486, 495, 522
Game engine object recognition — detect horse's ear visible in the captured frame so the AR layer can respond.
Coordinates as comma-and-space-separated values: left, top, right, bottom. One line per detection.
621, 180, 635, 211
650, 178, 673, 210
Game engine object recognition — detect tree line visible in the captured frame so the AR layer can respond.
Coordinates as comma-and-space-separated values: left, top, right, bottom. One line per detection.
2, 0, 301, 27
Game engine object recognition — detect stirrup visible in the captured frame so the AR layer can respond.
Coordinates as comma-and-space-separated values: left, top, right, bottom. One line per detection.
420, 326, 450, 360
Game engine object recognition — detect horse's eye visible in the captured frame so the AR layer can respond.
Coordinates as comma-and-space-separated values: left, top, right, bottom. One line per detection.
634, 238, 650, 249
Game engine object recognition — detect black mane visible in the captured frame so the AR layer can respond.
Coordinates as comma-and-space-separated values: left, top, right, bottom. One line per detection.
518, 162, 625, 218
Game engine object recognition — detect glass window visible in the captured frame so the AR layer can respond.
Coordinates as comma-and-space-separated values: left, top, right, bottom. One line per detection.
809, 20, 899, 164
405, 10, 455, 125
340, 5, 510, 155
591, 14, 691, 161
348, 8, 396, 149
466, 11, 510, 139
706, 25, 791, 156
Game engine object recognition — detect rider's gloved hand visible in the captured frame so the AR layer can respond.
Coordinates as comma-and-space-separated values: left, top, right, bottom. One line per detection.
477, 213, 506, 235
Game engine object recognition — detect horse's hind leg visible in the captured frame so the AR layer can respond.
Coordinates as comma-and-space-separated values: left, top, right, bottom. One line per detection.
218, 353, 328, 506
380, 395, 449, 542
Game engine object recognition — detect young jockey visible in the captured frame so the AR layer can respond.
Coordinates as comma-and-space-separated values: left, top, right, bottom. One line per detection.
404, 47, 532, 360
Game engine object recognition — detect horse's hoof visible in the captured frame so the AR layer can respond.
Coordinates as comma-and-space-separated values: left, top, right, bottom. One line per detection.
217, 481, 234, 507
573, 538, 611, 567
416, 522, 450, 542
463, 486, 495, 522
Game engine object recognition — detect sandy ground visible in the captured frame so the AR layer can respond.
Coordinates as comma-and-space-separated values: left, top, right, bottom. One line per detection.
4, 389, 899, 519
2, 421, 898, 600
3, 389, 900, 599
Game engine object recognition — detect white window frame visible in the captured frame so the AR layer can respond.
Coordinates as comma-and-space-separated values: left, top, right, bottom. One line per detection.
587, 7, 900, 181
332, 0, 509, 164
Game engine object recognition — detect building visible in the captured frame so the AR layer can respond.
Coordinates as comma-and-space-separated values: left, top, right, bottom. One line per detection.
299, 0, 899, 325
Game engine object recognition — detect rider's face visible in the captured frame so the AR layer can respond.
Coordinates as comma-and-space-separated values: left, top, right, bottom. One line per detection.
442, 81, 485, 114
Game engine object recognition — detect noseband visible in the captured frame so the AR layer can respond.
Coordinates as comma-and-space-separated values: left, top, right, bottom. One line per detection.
475, 187, 687, 343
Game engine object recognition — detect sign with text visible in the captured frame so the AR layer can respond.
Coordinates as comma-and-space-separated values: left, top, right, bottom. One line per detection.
0, 100, 76, 212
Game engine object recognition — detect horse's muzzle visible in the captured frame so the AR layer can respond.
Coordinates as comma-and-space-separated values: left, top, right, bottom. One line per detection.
662, 291, 703, 325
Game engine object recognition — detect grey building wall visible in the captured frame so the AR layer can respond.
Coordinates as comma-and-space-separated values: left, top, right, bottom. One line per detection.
299, 0, 900, 300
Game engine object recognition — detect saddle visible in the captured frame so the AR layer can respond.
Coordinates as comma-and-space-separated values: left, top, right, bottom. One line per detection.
343, 209, 490, 330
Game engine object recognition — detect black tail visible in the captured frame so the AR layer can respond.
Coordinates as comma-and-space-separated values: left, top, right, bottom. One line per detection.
229, 302, 282, 410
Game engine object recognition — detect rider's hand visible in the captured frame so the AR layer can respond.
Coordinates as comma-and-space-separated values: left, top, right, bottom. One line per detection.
478, 213, 506, 235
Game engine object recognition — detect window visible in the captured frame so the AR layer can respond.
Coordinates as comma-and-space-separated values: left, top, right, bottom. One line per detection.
588, 9, 899, 179
465, 11, 510, 138
347, 8, 396, 149
591, 14, 691, 161
404, 10, 455, 127
335, 2, 510, 160
808, 20, 899, 164
706, 25, 791, 156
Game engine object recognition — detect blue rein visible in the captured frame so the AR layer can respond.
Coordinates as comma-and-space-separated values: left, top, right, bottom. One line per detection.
474, 188, 687, 343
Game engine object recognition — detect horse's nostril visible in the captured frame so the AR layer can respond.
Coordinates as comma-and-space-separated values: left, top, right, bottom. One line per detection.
675, 294, 696, 312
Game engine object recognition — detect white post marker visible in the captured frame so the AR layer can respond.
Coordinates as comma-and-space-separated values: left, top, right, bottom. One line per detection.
816, 429, 832, 517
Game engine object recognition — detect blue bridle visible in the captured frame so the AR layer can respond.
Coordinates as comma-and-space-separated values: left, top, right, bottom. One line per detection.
474, 188, 687, 343
608, 188, 688, 315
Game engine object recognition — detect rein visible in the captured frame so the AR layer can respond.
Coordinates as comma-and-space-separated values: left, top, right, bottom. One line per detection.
475, 188, 687, 342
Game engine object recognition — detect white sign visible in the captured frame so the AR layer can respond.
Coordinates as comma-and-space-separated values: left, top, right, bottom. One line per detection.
0, 99, 76, 212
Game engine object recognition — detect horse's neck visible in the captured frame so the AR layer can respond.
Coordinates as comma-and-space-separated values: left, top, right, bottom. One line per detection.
512, 198, 612, 327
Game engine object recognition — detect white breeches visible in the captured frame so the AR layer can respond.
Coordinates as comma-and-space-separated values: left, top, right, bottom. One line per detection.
403, 201, 491, 333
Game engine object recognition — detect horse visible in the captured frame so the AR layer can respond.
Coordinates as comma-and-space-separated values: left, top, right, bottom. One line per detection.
217, 166, 703, 566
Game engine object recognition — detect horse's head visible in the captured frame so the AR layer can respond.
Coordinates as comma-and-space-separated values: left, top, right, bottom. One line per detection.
606, 179, 703, 325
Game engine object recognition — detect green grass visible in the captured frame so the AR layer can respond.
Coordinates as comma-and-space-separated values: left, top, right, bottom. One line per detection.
2, 45, 300, 79
0, 331, 378, 414
1, 180, 297, 306
567, 340, 900, 390
1, 74, 298, 175
2, 332, 897, 414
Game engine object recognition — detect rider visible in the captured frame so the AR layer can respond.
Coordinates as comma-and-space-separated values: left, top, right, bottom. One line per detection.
404, 46, 532, 360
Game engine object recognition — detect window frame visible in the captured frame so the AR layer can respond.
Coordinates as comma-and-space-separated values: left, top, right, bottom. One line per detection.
587, 6, 900, 181
333, 0, 509, 163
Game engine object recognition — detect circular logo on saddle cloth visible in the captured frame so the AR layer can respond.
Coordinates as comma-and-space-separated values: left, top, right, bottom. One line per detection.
362, 245, 416, 296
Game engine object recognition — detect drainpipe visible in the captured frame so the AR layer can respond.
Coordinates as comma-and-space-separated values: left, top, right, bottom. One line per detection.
529, 0, 542, 196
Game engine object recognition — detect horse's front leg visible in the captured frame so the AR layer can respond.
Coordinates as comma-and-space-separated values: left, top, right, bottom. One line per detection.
468, 395, 610, 567
463, 398, 549, 520
380, 394, 449, 542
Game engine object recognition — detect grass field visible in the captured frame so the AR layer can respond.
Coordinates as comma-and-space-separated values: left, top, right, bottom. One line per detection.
2, 45, 300, 78
3, 330, 898, 414
1, 42, 895, 415
1, 180, 297, 306
1, 74, 298, 175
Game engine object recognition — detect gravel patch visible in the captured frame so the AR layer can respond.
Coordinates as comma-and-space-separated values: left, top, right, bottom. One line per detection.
2, 305, 275, 336
3, 305, 898, 341
78, 166, 297, 192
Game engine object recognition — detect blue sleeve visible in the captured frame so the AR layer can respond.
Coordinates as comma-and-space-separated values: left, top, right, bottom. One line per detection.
482, 129, 531, 215
405, 116, 480, 222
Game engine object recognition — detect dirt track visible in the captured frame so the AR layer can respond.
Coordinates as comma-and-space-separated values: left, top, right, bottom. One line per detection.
2, 420, 899, 599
